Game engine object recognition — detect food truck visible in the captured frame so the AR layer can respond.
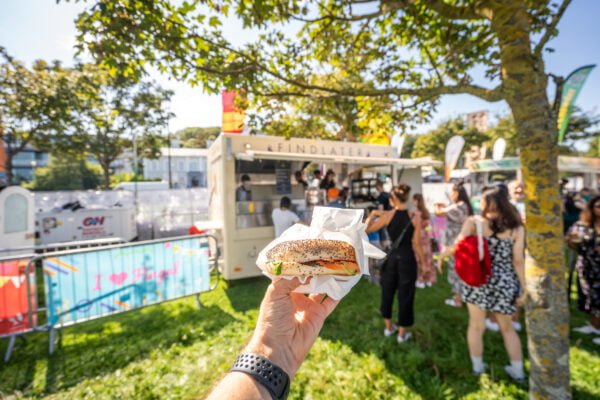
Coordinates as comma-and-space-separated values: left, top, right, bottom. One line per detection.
207, 133, 441, 280
468, 156, 600, 194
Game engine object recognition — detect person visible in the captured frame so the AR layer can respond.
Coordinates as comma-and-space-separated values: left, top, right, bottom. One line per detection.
412, 194, 436, 289
441, 186, 526, 380
508, 180, 526, 222
206, 278, 339, 399
272, 196, 300, 238
236, 174, 252, 202
365, 183, 424, 343
319, 169, 336, 190
435, 182, 473, 307
563, 192, 582, 234
309, 170, 322, 188
327, 188, 345, 208
567, 195, 600, 344
375, 180, 391, 211
294, 170, 308, 189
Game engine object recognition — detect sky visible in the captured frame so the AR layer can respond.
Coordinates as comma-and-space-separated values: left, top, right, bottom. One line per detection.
1, 0, 599, 134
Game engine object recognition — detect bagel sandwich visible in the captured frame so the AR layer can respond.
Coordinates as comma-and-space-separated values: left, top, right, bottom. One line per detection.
262, 239, 359, 276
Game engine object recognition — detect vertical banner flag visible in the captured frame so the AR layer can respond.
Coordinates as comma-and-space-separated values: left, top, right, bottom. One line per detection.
444, 135, 465, 182
222, 91, 245, 133
492, 138, 507, 161
557, 65, 595, 142
391, 133, 406, 157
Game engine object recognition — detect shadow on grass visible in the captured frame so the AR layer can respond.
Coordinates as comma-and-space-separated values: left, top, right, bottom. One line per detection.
0, 299, 237, 396
319, 276, 531, 399
224, 276, 270, 312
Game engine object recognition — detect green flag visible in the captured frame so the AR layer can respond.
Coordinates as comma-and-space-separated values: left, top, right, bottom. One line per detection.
557, 65, 595, 142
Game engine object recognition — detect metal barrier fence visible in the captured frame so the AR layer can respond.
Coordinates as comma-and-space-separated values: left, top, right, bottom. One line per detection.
1, 234, 219, 362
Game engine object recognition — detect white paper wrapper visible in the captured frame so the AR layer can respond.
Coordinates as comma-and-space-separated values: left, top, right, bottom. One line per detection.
256, 206, 386, 300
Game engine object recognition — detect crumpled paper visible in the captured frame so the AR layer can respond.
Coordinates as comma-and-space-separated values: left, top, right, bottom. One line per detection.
256, 206, 386, 300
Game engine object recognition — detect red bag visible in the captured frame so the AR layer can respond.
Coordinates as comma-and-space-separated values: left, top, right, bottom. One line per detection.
455, 218, 492, 287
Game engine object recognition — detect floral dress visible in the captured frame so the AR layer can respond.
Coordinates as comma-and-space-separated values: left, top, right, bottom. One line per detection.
461, 235, 520, 314
416, 215, 436, 284
570, 223, 600, 317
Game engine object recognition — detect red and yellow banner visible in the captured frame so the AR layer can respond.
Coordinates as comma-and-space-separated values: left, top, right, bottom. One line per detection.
222, 91, 245, 133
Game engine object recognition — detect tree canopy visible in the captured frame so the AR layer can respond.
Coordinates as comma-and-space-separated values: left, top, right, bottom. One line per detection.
69, 1, 576, 396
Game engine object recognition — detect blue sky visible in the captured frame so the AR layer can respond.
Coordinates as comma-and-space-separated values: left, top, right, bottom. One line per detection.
1, 0, 599, 133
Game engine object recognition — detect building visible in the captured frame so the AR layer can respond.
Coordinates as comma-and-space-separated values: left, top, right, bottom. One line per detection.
466, 110, 489, 132
143, 147, 208, 188
5, 145, 49, 183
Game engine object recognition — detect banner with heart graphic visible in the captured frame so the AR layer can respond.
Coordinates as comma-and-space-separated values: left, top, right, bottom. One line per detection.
43, 237, 211, 326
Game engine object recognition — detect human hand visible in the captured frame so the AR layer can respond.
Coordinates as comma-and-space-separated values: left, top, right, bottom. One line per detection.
515, 293, 526, 307
245, 278, 339, 378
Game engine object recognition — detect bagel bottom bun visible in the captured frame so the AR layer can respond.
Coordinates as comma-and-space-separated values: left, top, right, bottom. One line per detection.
263, 260, 360, 276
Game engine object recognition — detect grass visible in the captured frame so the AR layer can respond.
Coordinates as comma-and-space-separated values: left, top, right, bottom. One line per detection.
0, 272, 599, 399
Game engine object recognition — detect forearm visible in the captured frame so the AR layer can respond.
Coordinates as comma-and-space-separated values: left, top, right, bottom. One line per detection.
206, 372, 270, 400
515, 262, 526, 290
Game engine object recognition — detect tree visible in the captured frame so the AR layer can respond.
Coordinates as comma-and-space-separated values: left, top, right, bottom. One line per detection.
69, 65, 174, 188
412, 118, 490, 167
0, 48, 78, 185
72, 1, 577, 396
26, 155, 102, 191
177, 126, 221, 148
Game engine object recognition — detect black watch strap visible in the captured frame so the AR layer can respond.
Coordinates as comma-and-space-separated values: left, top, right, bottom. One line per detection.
231, 353, 290, 400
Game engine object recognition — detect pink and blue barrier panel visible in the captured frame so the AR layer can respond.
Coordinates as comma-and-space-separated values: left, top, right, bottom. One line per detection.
1, 235, 219, 361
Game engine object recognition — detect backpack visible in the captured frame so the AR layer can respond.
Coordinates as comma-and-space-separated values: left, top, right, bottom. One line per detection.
455, 218, 492, 287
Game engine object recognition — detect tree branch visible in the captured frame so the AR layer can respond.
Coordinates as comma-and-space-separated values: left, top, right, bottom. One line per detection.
534, 0, 572, 59
422, 0, 488, 20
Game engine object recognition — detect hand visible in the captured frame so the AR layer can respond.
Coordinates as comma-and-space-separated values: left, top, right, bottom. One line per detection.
437, 256, 444, 273
515, 293, 526, 307
245, 278, 339, 378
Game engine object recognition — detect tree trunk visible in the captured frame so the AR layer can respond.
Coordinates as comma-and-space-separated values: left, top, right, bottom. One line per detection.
493, 3, 570, 399
5, 151, 14, 186
101, 161, 111, 189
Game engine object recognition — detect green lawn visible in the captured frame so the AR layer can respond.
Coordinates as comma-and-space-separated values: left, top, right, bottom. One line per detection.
1, 273, 599, 399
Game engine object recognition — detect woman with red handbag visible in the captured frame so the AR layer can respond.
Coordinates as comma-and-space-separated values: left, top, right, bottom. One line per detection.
441, 187, 526, 380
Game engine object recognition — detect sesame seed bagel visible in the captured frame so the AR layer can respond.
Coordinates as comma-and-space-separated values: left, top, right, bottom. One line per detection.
263, 239, 359, 276
266, 239, 357, 263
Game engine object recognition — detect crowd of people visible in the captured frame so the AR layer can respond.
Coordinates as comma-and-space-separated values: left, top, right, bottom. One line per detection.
218, 171, 600, 398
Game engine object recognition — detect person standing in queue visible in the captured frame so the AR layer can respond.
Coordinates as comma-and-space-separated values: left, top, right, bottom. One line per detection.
568, 195, 600, 344
440, 186, 526, 380
295, 170, 308, 189
310, 170, 322, 188
365, 184, 424, 343
320, 169, 336, 191
413, 193, 436, 288
272, 196, 301, 238
436, 182, 473, 307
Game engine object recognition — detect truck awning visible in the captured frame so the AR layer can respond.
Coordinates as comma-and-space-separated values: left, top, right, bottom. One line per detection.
235, 150, 442, 168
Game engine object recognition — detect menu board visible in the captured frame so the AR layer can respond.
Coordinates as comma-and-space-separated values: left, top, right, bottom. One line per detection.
275, 161, 292, 194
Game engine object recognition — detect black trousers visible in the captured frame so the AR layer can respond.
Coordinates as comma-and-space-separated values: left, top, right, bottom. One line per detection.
380, 254, 418, 327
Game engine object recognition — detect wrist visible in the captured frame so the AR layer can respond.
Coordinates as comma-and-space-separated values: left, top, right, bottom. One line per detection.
245, 335, 298, 378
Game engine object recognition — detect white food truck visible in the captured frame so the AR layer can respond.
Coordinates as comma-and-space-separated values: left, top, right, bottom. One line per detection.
205, 133, 441, 280
468, 156, 600, 194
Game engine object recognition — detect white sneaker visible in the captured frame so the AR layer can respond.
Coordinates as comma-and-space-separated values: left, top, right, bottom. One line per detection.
593, 337, 600, 345
397, 332, 412, 343
384, 325, 398, 337
504, 365, 525, 381
485, 318, 500, 332
426, 282, 433, 287
573, 325, 600, 335
444, 298, 461, 308
473, 363, 488, 375
415, 281, 426, 289
512, 321, 522, 332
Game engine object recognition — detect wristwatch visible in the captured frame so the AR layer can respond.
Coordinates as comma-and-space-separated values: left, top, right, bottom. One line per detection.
231, 353, 290, 400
